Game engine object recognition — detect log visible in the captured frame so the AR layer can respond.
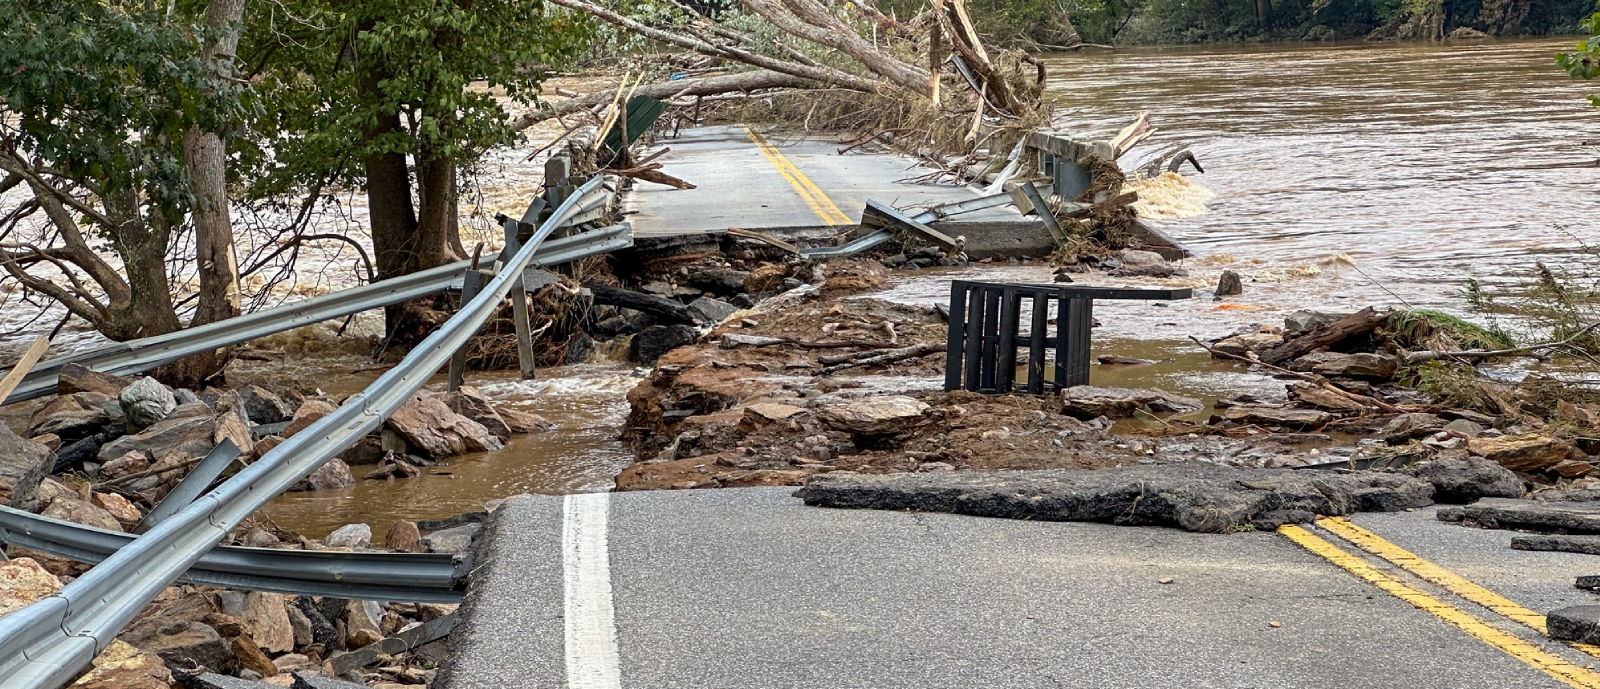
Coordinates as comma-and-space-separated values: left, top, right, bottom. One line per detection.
584, 283, 696, 325
817, 342, 943, 375
1256, 307, 1386, 366
512, 71, 825, 131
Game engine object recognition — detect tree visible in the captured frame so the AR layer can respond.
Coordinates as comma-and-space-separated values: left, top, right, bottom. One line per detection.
1558, 10, 1600, 107
0, 0, 255, 384
243, 0, 590, 336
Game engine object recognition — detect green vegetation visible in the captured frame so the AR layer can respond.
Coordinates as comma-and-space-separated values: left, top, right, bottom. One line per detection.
1559, 10, 1600, 106
1387, 309, 1517, 352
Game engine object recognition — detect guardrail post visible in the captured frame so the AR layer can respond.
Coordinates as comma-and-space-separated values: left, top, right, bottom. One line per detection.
447, 268, 486, 392
504, 219, 537, 381
545, 154, 572, 208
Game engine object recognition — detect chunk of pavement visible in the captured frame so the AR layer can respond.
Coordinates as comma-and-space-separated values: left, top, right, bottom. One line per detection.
1284, 309, 1350, 335
186, 674, 279, 689
289, 673, 373, 689
795, 464, 1435, 533
688, 296, 740, 325
120, 376, 178, 430
70, 640, 174, 689
57, 362, 133, 397
630, 324, 699, 365
237, 385, 295, 425
385, 393, 502, 458
322, 523, 372, 549
1291, 352, 1398, 380
1380, 413, 1446, 442
1406, 456, 1523, 503
1210, 332, 1281, 356
0, 558, 62, 616
0, 425, 53, 511
1215, 270, 1243, 298
1511, 535, 1600, 556
1458, 498, 1600, 533
818, 395, 929, 435
1219, 405, 1334, 430
1060, 386, 1161, 419
1547, 606, 1600, 643
1578, 575, 1600, 590
436, 386, 512, 441
422, 522, 483, 553
1468, 433, 1574, 471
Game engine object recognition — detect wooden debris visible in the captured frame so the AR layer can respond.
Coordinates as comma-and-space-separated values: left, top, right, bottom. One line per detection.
1255, 307, 1386, 365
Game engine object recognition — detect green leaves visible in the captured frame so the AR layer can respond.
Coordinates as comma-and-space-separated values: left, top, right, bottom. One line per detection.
1558, 11, 1600, 108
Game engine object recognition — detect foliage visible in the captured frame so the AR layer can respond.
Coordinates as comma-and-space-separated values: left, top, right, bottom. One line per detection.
1411, 360, 1491, 411
1387, 309, 1517, 352
1557, 9, 1600, 107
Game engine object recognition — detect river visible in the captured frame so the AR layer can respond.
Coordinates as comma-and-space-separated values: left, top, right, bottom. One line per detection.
131, 39, 1600, 535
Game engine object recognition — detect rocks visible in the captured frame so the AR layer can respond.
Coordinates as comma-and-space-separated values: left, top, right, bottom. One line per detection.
739, 403, 805, 432
58, 363, 132, 397
0, 424, 53, 511
238, 385, 296, 425
323, 523, 371, 549
385, 520, 423, 553
92, 491, 142, 524
1443, 418, 1485, 437
744, 264, 790, 294
282, 399, 337, 438
1215, 270, 1243, 298
0, 558, 62, 615
97, 415, 217, 467
230, 634, 278, 677
1060, 386, 1161, 419
630, 324, 699, 365
817, 396, 929, 435
235, 592, 294, 654
1290, 352, 1398, 380
365, 457, 421, 480
688, 296, 740, 325
43, 496, 123, 532
1284, 310, 1349, 336
386, 394, 502, 458
422, 523, 483, 553
1456, 498, 1600, 533
71, 640, 174, 689
688, 269, 750, 296
289, 459, 356, 492
795, 464, 1435, 533
120, 377, 178, 430
100, 451, 152, 479
343, 599, 386, 647
1211, 332, 1282, 356
289, 596, 339, 649
1467, 434, 1572, 471
1286, 382, 1366, 412
29, 392, 112, 440
1119, 249, 1166, 266
1380, 413, 1446, 442
1219, 406, 1335, 430
1547, 606, 1600, 644
125, 620, 235, 675
499, 408, 554, 434
1405, 456, 1524, 503
437, 386, 513, 441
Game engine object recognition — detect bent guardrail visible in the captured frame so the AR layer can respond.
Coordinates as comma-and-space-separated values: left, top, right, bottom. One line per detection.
0, 175, 610, 689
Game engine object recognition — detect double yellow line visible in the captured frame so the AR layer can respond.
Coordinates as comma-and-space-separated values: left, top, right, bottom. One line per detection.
742, 127, 852, 226
1283, 519, 1600, 688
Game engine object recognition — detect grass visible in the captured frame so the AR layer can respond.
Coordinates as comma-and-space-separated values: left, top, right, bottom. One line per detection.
1387, 309, 1516, 352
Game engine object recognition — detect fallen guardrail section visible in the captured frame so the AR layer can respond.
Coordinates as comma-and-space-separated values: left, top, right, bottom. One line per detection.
1, 209, 626, 406
0, 175, 611, 689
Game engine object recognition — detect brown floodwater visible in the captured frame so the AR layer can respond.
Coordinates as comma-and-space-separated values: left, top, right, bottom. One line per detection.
206, 39, 1600, 535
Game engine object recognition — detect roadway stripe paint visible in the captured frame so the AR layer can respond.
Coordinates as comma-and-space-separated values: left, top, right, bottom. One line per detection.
743, 127, 854, 226
1318, 517, 1600, 657
564, 492, 622, 689
1279, 524, 1600, 689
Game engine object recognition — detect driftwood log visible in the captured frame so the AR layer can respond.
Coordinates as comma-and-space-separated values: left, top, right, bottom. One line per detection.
1257, 307, 1386, 365
584, 283, 696, 325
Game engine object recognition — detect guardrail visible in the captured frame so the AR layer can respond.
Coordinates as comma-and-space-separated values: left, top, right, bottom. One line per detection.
2, 217, 629, 406
0, 506, 460, 603
797, 194, 1013, 260
0, 175, 611, 689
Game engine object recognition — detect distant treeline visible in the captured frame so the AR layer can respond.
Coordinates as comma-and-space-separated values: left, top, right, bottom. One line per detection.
883, 0, 1597, 47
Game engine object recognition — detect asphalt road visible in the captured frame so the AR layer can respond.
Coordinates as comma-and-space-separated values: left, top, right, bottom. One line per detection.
439, 488, 1598, 689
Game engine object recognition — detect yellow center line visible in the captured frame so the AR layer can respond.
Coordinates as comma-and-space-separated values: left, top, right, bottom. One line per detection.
1280, 524, 1600, 689
1318, 517, 1600, 657
742, 127, 853, 226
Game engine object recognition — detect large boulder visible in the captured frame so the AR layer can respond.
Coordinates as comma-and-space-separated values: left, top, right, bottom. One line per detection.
28, 392, 112, 440
1061, 386, 1160, 419
123, 619, 235, 676
386, 394, 502, 458
97, 415, 217, 467
1211, 332, 1282, 356
288, 459, 355, 492
0, 557, 62, 615
43, 497, 123, 532
1468, 434, 1573, 471
323, 523, 371, 549
0, 425, 53, 511
818, 396, 929, 435
1407, 456, 1524, 503
281, 399, 337, 438
422, 523, 483, 553
688, 297, 739, 325
1220, 406, 1335, 430
57, 363, 132, 397
70, 640, 173, 689
237, 385, 295, 425
436, 386, 512, 441
1291, 351, 1398, 380
631, 324, 698, 365
120, 377, 177, 431
500, 407, 555, 434
217, 591, 294, 654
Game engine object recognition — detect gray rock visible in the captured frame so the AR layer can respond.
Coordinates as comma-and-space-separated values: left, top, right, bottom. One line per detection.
687, 297, 739, 325
1292, 352, 1397, 380
1380, 413, 1446, 442
28, 409, 111, 443
289, 596, 338, 649
290, 673, 372, 689
1284, 310, 1350, 335
423, 522, 484, 553
0, 425, 52, 511
322, 523, 371, 549
129, 621, 235, 675
795, 464, 1435, 533
1219, 405, 1335, 430
120, 377, 177, 430
1405, 456, 1523, 503
1060, 386, 1162, 419
688, 269, 750, 296
1149, 389, 1203, 414
1443, 418, 1485, 437
57, 363, 132, 397
630, 325, 698, 365
817, 396, 929, 435
237, 385, 295, 425
97, 415, 218, 465
385, 394, 502, 459
1119, 249, 1166, 266
1548, 606, 1600, 643
185, 673, 275, 689
435, 386, 512, 441
1215, 270, 1243, 298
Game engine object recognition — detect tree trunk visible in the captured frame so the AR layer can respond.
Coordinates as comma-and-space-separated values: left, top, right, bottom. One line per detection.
416, 147, 463, 271
102, 192, 183, 343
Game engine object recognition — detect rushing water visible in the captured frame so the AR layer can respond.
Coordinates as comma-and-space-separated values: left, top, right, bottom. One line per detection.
17, 39, 1600, 536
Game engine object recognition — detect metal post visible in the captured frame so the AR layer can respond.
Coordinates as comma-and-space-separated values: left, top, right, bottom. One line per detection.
1063, 296, 1094, 386
979, 288, 1001, 392
944, 282, 969, 392
505, 220, 537, 381
963, 287, 985, 392
996, 288, 1019, 393
1027, 292, 1048, 395
545, 154, 572, 208
447, 268, 484, 391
